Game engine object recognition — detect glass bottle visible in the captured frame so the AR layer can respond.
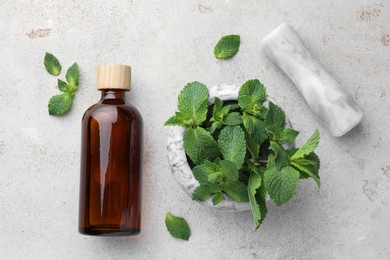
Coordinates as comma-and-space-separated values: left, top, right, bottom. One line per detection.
79, 64, 143, 236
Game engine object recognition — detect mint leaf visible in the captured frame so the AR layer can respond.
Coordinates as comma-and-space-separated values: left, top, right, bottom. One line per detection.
255, 178, 268, 228
48, 93, 73, 116
178, 82, 209, 126
291, 129, 320, 161
223, 180, 249, 202
292, 161, 321, 188
57, 79, 71, 93
218, 126, 246, 168
242, 113, 268, 145
165, 212, 191, 241
265, 102, 286, 136
183, 127, 220, 165
278, 128, 299, 143
208, 172, 223, 184
212, 97, 223, 116
214, 34, 240, 59
44, 52, 61, 76
66, 63, 79, 88
212, 192, 224, 205
269, 141, 290, 170
164, 112, 193, 127
264, 165, 300, 206
193, 160, 220, 184
223, 112, 242, 126
192, 185, 211, 201
248, 172, 262, 230
219, 160, 239, 181
238, 80, 266, 116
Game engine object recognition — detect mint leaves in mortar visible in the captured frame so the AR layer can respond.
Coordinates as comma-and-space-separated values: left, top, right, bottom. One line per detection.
165, 80, 321, 231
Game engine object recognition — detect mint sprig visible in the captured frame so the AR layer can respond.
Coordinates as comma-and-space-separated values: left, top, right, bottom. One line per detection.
44, 53, 79, 116
165, 79, 321, 231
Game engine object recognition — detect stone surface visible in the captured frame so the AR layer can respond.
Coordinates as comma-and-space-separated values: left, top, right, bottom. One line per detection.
0, 0, 389, 259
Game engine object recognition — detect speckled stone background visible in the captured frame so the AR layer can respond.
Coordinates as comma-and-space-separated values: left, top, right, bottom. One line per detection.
1, 1, 389, 259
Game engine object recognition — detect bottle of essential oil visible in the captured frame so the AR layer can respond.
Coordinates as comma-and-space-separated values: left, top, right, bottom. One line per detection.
79, 64, 143, 236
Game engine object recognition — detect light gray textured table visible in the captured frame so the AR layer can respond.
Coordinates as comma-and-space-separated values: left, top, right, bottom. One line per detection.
1, 1, 389, 259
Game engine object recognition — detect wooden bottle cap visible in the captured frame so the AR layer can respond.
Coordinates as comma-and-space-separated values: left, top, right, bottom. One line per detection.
97, 64, 131, 90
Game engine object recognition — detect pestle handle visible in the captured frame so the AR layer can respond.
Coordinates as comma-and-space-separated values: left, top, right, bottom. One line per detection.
260, 23, 363, 137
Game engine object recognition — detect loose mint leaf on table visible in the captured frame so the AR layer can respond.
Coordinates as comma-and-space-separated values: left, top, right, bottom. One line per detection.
238, 79, 266, 116
48, 93, 73, 116
218, 126, 246, 168
66, 63, 79, 89
165, 212, 191, 241
44, 52, 61, 76
264, 164, 300, 206
291, 129, 320, 160
184, 127, 220, 165
57, 79, 71, 93
212, 192, 224, 205
214, 34, 240, 59
192, 185, 211, 201
178, 81, 209, 126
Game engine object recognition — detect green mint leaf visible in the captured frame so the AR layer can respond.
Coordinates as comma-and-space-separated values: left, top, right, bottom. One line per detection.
291, 152, 321, 188
264, 165, 300, 206
255, 178, 268, 228
248, 173, 262, 230
66, 63, 79, 88
208, 122, 220, 134
48, 93, 73, 116
218, 126, 246, 168
192, 185, 212, 201
178, 82, 209, 126
269, 141, 290, 170
164, 112, 193, 127
291, 129, 320, 161
291, 161, 321, 188
223, 180, 249, 202
278, 128, 299, 143
212, 97, 223, 116
193, 160, 220, 184
242, 113, 268, 146
214, 34, 240, 59
222, 112, 242, 126
57, 79, 71, 93
219, 160, 239, 181
183, 127, 220, 165
208, 172, 223, 184
44, 52, 61, 76
212, 192, 224, 205
165, 212, 191, 241
225, 103, 240, 112
238, 79, 266, 116
265, 102, 286, 136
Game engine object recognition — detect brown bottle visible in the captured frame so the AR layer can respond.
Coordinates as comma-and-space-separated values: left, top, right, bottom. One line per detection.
79, 64, 143, 236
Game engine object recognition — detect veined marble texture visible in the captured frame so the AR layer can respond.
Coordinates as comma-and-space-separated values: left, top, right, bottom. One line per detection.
167, 84, 294, 212
260, 23, 364, 137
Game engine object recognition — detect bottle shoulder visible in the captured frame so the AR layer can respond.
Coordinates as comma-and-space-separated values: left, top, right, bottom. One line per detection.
82, 102, 143, 124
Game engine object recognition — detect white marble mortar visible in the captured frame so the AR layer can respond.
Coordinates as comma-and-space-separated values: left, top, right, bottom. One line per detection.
166, 84, 294, 212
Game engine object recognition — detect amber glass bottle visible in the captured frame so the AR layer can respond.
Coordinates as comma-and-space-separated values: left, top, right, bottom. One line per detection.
79, 64, 143, 236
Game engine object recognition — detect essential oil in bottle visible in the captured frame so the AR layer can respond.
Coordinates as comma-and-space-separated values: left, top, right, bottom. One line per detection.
79, 64, 143, 236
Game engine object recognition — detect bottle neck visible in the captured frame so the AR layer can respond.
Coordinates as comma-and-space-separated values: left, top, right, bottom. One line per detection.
100, 89, 128, 101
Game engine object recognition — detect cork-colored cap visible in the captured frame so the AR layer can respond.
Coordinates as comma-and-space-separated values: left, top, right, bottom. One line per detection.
96, 64, 131, 90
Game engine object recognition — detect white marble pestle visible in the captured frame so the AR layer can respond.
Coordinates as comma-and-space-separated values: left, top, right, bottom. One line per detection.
260, 23, 363, 137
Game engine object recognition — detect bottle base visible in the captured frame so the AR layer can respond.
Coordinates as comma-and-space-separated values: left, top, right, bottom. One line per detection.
79, 226, 140, 236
